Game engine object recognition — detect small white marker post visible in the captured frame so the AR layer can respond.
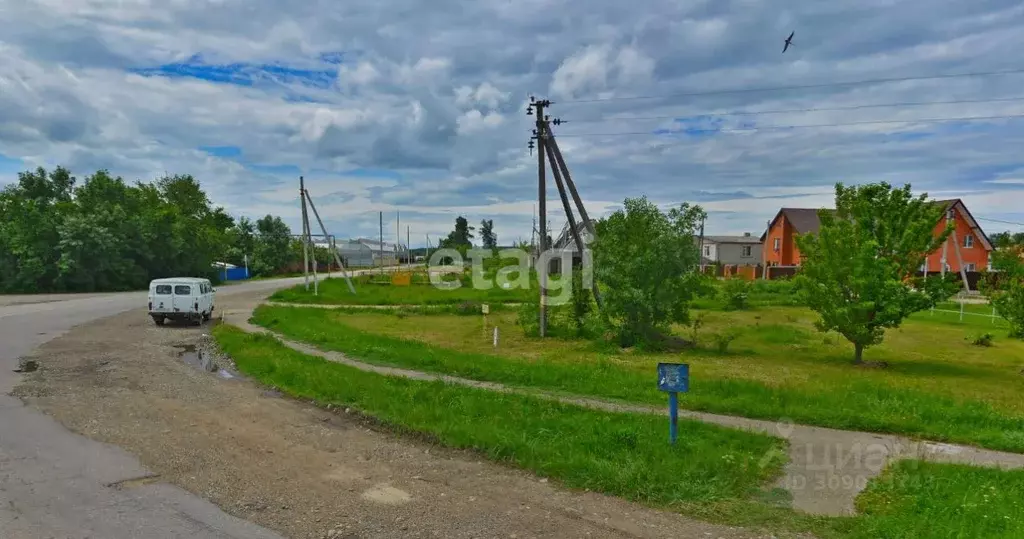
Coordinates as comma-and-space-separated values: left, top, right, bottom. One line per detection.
493, 326, 499, 348
481, 303, 490, 336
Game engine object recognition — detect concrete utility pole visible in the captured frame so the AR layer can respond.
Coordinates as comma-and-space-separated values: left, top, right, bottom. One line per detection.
304, 189, 356, 294
396, 211, 400, 268
530, 97, 550, 337
407, 225, 410, 264
379, 211, 384, 273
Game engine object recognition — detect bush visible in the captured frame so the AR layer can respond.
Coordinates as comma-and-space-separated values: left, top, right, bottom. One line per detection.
711, 326, 742, 353
969, 333, 995, 347
455, 300, 481, 316
720, 278, 751, 310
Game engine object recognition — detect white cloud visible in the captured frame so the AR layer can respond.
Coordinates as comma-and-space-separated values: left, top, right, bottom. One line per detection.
2, 0, 1024, 242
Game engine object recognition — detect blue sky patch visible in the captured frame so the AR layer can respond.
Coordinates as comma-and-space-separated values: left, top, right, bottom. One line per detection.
131, 55, 338, 89
199, 145, 242, 157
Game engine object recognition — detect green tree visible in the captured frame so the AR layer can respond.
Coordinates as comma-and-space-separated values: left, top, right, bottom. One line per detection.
795, 183, 959, 364
440, 216, 475, 257
480, 219, 497, 251
253, 215, 293, 275
991, 231, 1024, 248
590, 197, 706, 347
987, 245, 1024, 338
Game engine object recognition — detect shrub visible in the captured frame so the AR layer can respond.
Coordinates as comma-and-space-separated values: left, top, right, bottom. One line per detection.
969, 333, 995, 347
455, 300, 481, 316
720, 278, 751, 310
712, 327, 741, 353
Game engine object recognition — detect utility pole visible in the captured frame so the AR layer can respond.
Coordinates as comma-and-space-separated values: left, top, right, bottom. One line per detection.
698, 216, 706, 273
396, 211, 400, 268
407, 225, 411, 265
300, 176, 310, 291
529, 97, 550, 337
379, 211, 384, 273
304, 189, 356, 294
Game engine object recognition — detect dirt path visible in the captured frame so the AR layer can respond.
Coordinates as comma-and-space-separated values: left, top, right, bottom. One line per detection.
227, 308, 1024, 518
13, 291, 791, 539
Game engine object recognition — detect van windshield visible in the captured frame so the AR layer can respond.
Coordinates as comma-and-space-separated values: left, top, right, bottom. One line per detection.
174, 285, 192, 295
155, 285, 172, 295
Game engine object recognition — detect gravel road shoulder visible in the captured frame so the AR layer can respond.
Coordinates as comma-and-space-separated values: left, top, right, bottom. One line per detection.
11, 292, 792, 539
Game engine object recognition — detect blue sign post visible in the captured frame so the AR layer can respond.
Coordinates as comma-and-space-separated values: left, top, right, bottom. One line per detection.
657, 363, 690, 445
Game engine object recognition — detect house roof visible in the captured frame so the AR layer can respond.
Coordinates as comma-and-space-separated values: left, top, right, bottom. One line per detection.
758, 199, 993, 250
702, 235, 762, 245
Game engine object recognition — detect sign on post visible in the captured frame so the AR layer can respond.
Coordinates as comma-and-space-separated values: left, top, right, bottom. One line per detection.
657, 363, 690, 445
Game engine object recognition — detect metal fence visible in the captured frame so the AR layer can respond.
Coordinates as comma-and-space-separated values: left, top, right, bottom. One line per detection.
927, 299, 1003, 324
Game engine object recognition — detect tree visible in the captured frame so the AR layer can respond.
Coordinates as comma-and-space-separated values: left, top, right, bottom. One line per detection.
440, 216, 475, 256
991, 231, 1024, 248
253, 215, 293, 275
480, 219, 497, 251
987, 244, 1024, 338
795, 183, 959, 364
590, 197, 706, 347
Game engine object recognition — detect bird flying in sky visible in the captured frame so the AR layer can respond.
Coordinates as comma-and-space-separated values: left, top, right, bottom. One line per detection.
783, 31, 795, 53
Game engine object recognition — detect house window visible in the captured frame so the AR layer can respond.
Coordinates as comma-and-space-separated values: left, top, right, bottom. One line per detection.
963, 234, 973, 248
703, 245, 711, 256
947, 209, 955, 220
965, 263, 976, 272
773, 238, 781, 251
741, 245, 752, 257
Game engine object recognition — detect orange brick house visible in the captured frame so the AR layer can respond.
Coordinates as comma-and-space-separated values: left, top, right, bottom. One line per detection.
760, 199, 992, 272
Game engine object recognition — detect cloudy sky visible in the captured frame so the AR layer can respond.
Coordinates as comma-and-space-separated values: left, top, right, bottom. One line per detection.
2, 0, 1024, 247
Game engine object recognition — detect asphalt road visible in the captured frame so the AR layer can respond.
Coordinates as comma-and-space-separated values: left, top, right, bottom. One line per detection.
0, 277, 311, 539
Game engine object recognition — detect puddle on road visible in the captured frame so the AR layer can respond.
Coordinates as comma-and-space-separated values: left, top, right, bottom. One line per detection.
172, 344, 244, 381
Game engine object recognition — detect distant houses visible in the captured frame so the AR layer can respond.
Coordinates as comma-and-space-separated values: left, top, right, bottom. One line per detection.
760, 199, 993, 272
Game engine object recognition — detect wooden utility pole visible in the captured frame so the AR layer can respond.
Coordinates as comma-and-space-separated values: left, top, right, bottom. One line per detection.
530, 97, 549, 337
304, 189, 356, 294
548, 132, 596, 237
300, 176, 311, 291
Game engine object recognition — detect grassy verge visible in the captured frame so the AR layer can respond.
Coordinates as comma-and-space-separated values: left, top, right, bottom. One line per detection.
215, 324, 1024, 538
212, 325, 791, 513
853, 460, 1024, 538
270, 276, 533, 305
252, 305, 1024, 453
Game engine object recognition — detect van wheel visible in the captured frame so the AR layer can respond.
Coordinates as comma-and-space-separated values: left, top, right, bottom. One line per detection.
153, 316, 166, 326
202, 311, 211, 322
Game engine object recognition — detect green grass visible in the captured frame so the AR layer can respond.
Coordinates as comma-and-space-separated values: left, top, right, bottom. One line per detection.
213, 324, 786, 507
215, 323, 1024, 538
269, 275, 534, 305
252, 305, 1024, 453
853, 460, 1024, 538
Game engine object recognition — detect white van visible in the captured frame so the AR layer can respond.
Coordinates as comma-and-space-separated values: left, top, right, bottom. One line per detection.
148, 277, 216, 325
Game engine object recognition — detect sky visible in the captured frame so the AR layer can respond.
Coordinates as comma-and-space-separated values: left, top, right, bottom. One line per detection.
2, 0, 1024, 248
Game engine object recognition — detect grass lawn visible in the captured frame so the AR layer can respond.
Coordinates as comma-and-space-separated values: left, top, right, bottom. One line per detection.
215, 324, 1024, 538
269, 274, 535, 305
252, 304, 1024, 452
853, 460, 1024, 538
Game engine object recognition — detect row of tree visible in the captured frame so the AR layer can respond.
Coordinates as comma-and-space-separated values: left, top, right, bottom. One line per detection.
0, 167, 299, 293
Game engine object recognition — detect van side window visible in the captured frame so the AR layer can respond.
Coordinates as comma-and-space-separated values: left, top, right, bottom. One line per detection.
174, 285, 192, 295
155, 285, 172, 295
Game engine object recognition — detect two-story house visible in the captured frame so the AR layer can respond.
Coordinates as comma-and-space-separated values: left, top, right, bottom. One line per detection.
696, 234, 763, 266
760, 199, 992, 272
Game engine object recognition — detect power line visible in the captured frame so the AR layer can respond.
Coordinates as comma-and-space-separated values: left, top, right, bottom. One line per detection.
977, 217, 1024, 226
553, 113, 1024, 138
560, 96, 1024, 124
556, 67, 1024, 105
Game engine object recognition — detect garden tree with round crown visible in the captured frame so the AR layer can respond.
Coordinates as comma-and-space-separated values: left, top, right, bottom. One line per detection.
794, 182, 960, 365
590, 196, 706, 347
